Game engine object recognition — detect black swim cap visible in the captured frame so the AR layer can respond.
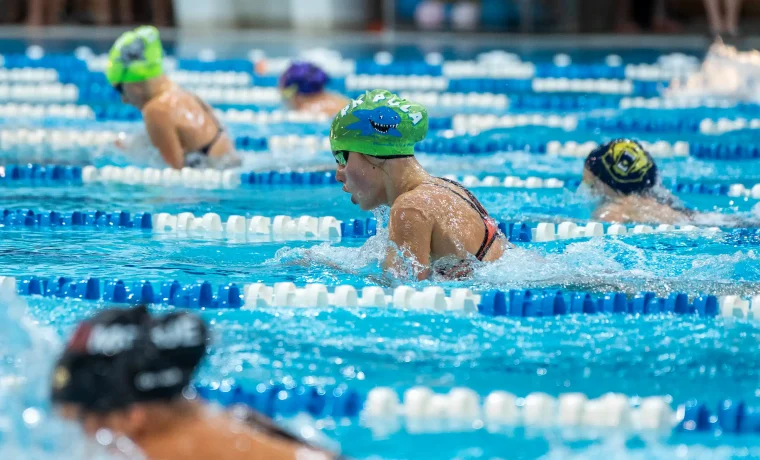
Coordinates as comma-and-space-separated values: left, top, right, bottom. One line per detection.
584, 139, 658, 195
51, 305, 208, 413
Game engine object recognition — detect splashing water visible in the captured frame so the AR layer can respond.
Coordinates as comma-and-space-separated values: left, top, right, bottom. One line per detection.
266, 206, 760, 296
666, 40, 760, 102
0, 291, 140, 459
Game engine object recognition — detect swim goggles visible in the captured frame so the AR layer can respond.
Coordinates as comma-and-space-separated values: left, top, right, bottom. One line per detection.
333, 150, 349, 166
280, 84, 299, 100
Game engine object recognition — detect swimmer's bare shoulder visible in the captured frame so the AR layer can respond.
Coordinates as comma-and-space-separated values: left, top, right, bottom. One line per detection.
142, 93, 184, 169
593, 201, 628, 223
385, 189, 435, 277
142, 412, 323, 460
390, 188, 438, 230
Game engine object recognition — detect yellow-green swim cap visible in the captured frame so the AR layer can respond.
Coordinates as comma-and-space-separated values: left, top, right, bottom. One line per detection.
105, 26, 164, 87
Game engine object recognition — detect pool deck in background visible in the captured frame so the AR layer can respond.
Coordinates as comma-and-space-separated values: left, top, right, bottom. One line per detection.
0, 25, 757, 57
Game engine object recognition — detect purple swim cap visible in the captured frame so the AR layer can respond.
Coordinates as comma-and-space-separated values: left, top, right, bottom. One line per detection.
279, 62, 330, 96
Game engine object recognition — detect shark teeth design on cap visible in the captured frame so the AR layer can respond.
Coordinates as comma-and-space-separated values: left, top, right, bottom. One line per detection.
370, 119, 400, 134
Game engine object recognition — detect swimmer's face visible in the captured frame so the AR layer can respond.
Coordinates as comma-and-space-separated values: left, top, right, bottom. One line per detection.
335, 152, 387, 210
57, 403, 146, 438
120, 82, 145, 107
56, 404, 109, 436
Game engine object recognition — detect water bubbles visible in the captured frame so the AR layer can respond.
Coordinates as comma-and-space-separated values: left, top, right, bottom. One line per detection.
22, 407, 41, 427
95, 429, 114, 446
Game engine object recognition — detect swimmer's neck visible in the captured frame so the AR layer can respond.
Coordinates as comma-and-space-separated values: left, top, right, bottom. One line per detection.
380, 157, 430, 206
129, 398, 204, 446
137, 76, 174, 109
291, 92, 325, 107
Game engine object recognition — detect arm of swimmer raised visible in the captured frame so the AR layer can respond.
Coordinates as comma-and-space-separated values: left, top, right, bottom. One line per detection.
384, 205, 433, 281
143, 104, 185, 170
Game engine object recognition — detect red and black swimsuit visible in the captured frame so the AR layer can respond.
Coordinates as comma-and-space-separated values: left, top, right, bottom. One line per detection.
425, 177, 501, 277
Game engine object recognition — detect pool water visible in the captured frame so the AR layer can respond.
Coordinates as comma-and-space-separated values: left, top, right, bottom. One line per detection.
2, 36, 760, 459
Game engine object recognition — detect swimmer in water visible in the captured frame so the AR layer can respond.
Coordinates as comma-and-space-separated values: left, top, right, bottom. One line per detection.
106, 26, 241, 170
280, 62, 349, 117
583, 138, 717, 225
330, 89, 507, 280
52, 305, 337, 460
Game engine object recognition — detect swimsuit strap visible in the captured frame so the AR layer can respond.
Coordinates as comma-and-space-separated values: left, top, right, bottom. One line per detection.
424, 177, 499, 261
192, 94, 224, 155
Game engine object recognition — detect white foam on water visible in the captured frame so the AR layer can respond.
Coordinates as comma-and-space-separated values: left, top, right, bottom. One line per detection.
665, 40, 760, 103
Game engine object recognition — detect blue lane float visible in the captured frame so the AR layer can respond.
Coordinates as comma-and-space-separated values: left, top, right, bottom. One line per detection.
1, 164, 83, 185
18, 276, 244, 309
196, 380, 760, 435
8, 163, 754, 202
0, 208, 152, 229
196, 382, 363, 419
476, 289, 719, 318
0, 207, 379, 239
3, 205, 759, 246
16, 275, 724, 320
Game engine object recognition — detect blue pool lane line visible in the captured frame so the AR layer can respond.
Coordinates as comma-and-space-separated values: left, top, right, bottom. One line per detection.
0, 208, 153, 229
3, 164, 758, 199
2, 207, 760, 245
0, 208, 378, 239
476, 290, 718, 317
14, 275, 725, 319
196, 381, 760, 436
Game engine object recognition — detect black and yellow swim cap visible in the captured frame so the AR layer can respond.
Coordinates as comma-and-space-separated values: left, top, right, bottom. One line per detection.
584, 139, 658, 195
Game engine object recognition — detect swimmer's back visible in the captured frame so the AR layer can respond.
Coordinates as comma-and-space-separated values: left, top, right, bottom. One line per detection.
142, 85, 234, 160
392, 181, 505, 264
140, 410, 325, 460
594, 195, 691, 225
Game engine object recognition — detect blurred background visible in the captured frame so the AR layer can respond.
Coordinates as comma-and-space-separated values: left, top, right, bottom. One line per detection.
0, 0, 757, 36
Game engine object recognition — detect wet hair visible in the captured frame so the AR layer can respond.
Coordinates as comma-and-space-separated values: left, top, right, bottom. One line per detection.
585, 139, 658, 195
51, 305, 208, 413
279, 62, 330, 96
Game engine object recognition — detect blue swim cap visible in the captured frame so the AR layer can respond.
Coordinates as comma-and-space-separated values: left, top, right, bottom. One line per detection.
279, 62, 330, 98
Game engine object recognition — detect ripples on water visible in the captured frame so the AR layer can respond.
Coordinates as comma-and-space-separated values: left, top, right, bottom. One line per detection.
6, 117, 760, 457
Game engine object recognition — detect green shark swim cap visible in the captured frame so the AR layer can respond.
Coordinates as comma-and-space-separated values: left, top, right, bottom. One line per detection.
106, 26, 164, 86
330, 89, 428, 157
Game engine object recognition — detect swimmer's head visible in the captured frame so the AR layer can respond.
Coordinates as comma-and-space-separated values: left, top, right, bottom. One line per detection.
52, 305, 208, 436
583, 139, 658, 197
106, 26, 164, 105
330, 89, 428, 209
279, 62, 330, 104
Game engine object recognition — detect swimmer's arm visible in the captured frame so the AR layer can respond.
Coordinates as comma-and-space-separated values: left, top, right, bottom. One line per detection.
143, 104, 184, 170
384, 206, 433, 281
